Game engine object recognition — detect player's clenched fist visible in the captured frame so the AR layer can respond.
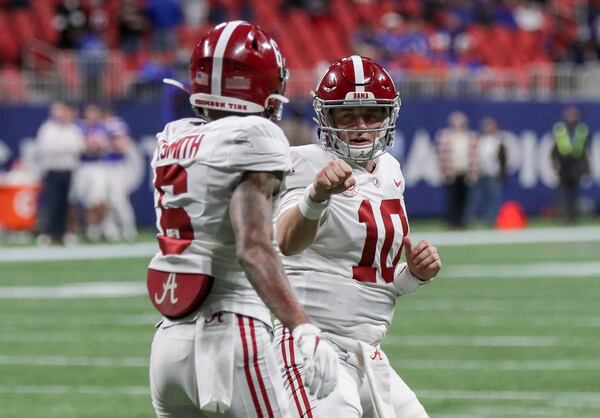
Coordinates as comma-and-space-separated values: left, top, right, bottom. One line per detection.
404, 237, 442, 281
310, 160, 355, 202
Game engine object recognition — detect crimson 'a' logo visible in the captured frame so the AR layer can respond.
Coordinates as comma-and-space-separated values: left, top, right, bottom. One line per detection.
154, 273, 178, 305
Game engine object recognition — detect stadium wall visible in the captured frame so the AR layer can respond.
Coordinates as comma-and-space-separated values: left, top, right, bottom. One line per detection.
0, 99, 599, 226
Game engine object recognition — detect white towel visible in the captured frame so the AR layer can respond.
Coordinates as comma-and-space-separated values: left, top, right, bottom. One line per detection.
357, 341, 394, 418
195, 312, 237, 412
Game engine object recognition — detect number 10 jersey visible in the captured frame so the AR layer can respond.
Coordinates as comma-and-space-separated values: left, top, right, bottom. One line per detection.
276, 144, 410, 345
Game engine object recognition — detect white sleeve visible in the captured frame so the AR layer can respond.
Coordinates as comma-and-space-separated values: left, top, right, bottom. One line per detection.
391, 263, 431, 296
276, 148, 317, 217
227, 119, 291, 173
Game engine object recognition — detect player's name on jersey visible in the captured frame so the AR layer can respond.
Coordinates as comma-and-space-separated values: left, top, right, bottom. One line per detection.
157, 134, 204, 161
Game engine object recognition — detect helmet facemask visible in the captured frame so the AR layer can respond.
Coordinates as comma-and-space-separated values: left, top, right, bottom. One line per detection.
314, 96, 400, 162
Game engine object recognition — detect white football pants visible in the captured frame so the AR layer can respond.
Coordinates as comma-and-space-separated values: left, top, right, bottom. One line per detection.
273, 326, 429, 418
150, 312, 290, 418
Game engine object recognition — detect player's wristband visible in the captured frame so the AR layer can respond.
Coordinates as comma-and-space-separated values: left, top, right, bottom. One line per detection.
298, 184, 330, 221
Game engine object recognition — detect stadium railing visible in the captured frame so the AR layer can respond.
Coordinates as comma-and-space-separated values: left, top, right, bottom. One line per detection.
1, 47, 600, 103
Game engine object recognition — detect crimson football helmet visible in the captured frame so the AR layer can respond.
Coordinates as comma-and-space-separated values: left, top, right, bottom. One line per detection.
189, 21, 288, 120
313, 55, 401, 161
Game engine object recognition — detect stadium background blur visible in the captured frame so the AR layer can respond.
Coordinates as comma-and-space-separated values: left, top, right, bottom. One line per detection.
0, 1, 600, 418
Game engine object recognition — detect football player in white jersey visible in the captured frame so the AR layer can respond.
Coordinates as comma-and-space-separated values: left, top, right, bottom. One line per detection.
147, 21, 339, 418
273, 56, 442, 418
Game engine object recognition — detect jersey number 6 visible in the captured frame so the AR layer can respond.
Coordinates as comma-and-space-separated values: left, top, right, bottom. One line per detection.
154, 164, 194, 255
352, 199, 408, 283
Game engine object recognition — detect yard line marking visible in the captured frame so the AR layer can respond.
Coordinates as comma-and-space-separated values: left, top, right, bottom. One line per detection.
384, 335, 600, 348
406, 299, 598, 312
435, 406, 593, 417
0, 333, 151, 343
2, 386, 599, 409
391, 359, 600, 370
0, 385, 148, 396
414, 225, 600, 246
443, 261, 600, 278
417, 390, 600, 407
4, 355, 598, 371
0, 355, 147, 367
0, 282, 146, 299
2, 225, 600, 263
0, 242, 157, 263
1, 314, 159, 326
466, 406, 592, 416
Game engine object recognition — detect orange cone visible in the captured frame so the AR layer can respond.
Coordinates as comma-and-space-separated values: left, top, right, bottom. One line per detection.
495, 201, 527, 229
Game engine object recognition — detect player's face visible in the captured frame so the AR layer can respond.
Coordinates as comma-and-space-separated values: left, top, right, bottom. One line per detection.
331, 107, 385, 145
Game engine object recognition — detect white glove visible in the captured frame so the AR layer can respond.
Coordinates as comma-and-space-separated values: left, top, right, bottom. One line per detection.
292, 323, 339, 399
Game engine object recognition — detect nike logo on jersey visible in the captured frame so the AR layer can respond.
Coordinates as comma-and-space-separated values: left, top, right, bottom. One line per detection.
394, 179, 402, 187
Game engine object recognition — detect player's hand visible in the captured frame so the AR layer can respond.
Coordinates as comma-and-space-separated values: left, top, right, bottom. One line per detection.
404, 237, 441, 281
292, 323, 338, 399
310, 160, 355, 202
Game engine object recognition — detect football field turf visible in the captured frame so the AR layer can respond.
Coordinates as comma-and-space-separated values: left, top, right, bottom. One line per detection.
0, 227, 599, 417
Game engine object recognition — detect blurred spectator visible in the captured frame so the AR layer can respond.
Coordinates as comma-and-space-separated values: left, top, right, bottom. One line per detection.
352, 17, 382, 61
118, 0, 149, 56
284, 0, 330, 16
145, 0, 183, 54
54, 0, 87, 49
71, 103, 111, 241
76, 27, 107, 101
436, 111, 479, 228
181, 0, 208, 28
102, 106, 138, 241
513, 0, 545, 32
280, 103, 314, 146
551, 105, 590, 223
133, 52, 176, 99
466, 117, 507, 227
35, 102, 84, 245
6, 0, 30, 9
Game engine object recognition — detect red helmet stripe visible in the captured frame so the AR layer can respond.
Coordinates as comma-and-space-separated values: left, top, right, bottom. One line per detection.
350, 55, 365, 92
211, 20, 245, 96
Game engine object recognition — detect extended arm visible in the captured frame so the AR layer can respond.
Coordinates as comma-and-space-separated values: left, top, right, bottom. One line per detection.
230, 171, 310, 330
230, 170, 339, 399
277, 159, 355, 255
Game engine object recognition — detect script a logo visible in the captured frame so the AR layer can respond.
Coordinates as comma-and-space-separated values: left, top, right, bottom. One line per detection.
154, 273, 179, 305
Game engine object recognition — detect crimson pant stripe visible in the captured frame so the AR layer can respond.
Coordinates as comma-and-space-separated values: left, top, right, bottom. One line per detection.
281, 327, 304, 415
249, 318, 275, 418
286, 327, 314, 417
238, 315, 264, 418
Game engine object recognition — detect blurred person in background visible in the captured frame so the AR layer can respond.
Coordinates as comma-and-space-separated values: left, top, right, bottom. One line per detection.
118, 0, 149, 57
466, 117, 507, 227
54, 0, 87, 49
144, 0, 183, 55
280, 103, 314, 146
436, 111, 478, 228
35, 101, 84, 245
71, 103, 111, 241
102, 106, 138, 242
274, 55, 439, 418
551, 105, 590, 224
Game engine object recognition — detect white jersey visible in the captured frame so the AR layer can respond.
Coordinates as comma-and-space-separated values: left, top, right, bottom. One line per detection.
149, 116, 291, 324
277, 144, 409, 345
